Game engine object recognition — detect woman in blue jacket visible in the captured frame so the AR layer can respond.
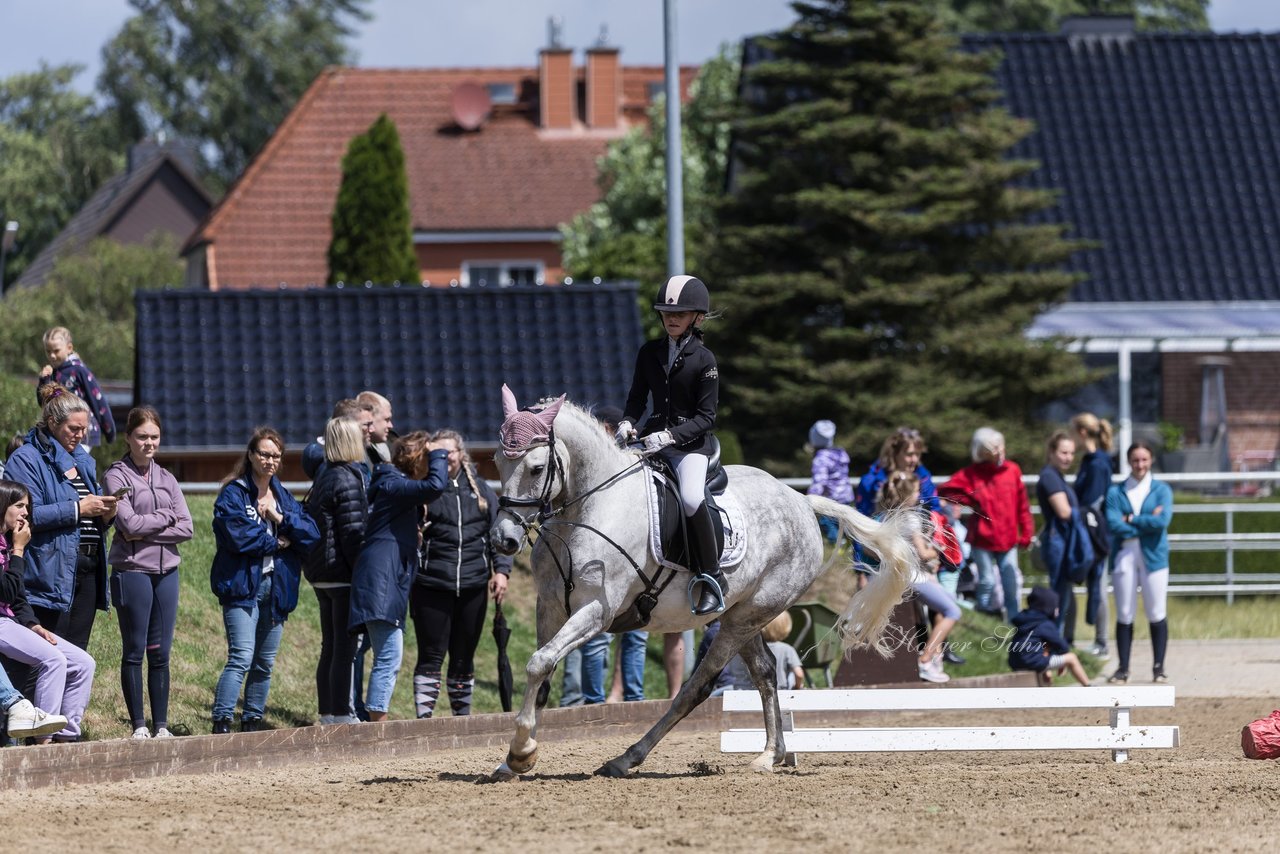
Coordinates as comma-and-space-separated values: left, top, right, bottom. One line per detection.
348, 431, 448, 721
4, 384, 117, 651
1071, 412, 1115, 659
1104, 440, 1174, 684
210, 427, 319, 733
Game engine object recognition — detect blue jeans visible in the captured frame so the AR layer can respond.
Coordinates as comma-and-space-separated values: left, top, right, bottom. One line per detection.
213, 574, 284, 721
617, 631, 648, 701
581, 632, 611, 704
560, 646, 584, 707
973, 547, 1022, 617
364, 620, 404, 714
0, 664, 20, 710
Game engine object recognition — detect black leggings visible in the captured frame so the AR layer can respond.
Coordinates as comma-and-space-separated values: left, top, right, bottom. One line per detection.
112, 569, 179, 729
314, 586, 356, 717
31, 554, 100, 652
410, 584, 488, 677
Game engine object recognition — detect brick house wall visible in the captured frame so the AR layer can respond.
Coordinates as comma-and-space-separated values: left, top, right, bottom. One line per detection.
1162, 352, 1280, 464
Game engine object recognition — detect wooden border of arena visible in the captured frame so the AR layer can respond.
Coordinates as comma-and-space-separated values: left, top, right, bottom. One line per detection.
0, 672, 1032, 790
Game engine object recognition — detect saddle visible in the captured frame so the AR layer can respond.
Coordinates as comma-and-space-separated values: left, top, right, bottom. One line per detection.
648, 435, 729, 570
605, 438, 737, 634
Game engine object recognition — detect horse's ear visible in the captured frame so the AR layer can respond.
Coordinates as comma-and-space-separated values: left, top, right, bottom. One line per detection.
535, 394, 566, 430
501, 384, 519, 420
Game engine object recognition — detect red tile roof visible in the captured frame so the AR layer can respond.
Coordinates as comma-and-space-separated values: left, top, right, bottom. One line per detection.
187, 64, 697, 289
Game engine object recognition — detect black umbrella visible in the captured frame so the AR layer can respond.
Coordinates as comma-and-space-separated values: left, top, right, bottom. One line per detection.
492, 602, 514, 712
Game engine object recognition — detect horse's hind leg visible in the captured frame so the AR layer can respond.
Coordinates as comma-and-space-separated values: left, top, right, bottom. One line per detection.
737, 633, 786, 772
596, 616, 763, 778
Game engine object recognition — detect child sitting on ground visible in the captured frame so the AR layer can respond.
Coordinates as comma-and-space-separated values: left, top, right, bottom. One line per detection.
1008, 586, 1090, 686
36, 327, 115, 447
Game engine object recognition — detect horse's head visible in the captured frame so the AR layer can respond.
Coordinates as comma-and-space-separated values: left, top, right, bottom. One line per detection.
491, 384, 568, 555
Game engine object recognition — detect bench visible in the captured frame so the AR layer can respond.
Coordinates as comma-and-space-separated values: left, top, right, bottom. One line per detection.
720, 686, 1178, 764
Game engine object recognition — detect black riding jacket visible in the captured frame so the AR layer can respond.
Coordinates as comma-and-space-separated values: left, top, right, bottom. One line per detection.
623, 332, 719, 456
416, 470, 513, 594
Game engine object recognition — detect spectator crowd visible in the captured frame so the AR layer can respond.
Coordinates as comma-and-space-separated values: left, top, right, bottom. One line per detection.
0, 325, 1168, 745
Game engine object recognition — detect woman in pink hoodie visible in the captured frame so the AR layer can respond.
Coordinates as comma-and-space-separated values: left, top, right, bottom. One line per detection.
103, 407, 194, 739
943, 427, 1034, 619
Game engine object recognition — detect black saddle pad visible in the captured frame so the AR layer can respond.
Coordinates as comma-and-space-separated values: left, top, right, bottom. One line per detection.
649, 460, 726, 569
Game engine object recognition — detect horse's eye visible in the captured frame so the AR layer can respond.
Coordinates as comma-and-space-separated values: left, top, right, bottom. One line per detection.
529, 464, 545, 478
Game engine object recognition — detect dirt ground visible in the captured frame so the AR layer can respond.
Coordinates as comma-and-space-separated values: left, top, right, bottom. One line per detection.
5, 696, 1278, 852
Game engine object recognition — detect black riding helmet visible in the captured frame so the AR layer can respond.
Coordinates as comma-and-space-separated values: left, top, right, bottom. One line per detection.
653, 275, 710, 314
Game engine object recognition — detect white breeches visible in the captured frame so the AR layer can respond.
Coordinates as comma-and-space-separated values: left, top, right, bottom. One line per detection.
662, 448, 708, 516
1111, 544, 1169, 624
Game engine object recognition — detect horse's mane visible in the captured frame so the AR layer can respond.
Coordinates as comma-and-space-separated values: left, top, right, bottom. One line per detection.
549, 399, 633, 469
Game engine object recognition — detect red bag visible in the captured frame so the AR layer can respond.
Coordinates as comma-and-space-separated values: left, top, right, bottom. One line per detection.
930, 510, 964, 571
1241, 710, 1280, 759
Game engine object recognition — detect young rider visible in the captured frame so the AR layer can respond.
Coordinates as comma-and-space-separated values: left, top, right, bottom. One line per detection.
619, 275, 724, 616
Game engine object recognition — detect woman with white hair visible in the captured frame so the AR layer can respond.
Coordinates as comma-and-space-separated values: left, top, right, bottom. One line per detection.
942, 427, 1034, 619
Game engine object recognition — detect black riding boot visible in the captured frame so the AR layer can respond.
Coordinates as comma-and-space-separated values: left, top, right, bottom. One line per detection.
686, 503, 726, 616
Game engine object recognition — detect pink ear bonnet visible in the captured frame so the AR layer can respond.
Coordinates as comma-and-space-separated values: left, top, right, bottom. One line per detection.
499, 384, 565, 459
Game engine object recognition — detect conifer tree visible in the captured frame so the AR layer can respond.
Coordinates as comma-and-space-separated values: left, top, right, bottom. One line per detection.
327, 114, 419, 286
708, 0, 1093, 471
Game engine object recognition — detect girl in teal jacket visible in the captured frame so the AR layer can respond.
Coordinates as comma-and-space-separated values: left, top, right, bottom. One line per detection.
1103, 440, 1174, 684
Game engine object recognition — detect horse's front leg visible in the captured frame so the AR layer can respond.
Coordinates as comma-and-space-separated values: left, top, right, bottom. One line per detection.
495, 599, 605, 779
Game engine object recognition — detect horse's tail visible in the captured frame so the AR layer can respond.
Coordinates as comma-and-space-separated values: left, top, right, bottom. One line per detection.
807, 496, 919, 658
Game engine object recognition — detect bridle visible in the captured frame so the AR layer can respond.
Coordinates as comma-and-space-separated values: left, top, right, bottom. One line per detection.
496, 425, 667, 617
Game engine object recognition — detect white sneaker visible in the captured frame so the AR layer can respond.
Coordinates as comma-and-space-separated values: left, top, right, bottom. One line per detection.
1088, 642, 1111, 661
318, 714, 334, 726
5, 700, 69, 739
132, 726, 152, 739
919, 661, 950, 683
154, 728, 173, 738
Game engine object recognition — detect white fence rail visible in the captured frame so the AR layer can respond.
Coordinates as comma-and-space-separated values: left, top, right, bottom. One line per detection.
178, 473, 1280, 601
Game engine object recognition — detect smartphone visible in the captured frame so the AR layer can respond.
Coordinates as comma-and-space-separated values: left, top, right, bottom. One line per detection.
112, 486, 132, 499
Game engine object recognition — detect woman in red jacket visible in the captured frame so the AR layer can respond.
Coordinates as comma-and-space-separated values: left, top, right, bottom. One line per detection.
944, 427, 1034, 619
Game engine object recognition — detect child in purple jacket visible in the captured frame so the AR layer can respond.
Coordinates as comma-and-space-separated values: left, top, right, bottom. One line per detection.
37, 327, 116, 447
807, 420, 852, 543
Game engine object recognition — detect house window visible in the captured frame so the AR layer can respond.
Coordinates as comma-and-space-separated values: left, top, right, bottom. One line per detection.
487, 83, 518, 105
461, 260, 544, 286
646, 81, 665, 101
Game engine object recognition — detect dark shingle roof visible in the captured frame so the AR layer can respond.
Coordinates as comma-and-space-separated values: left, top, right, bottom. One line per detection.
15, 153, 212, 288
134, 284, 643, 449
972, 30, 1280, 302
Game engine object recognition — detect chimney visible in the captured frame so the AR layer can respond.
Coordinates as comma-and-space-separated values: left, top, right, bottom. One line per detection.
539, 16, 574, 130
585, 26, 621, 130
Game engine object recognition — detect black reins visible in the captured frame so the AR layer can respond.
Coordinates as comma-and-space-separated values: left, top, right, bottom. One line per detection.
496, 426, 676, 618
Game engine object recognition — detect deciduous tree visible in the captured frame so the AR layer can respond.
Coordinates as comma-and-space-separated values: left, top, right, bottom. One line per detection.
98, 0, 370, 188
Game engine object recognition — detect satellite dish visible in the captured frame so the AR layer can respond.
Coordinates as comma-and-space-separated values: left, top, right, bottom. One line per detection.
451, 82, 492, 131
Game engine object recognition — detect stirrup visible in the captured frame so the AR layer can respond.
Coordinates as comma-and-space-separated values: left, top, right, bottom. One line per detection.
688, 574, 725, 616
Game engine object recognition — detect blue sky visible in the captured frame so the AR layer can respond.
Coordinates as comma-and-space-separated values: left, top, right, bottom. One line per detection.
1, 0, 1278, 91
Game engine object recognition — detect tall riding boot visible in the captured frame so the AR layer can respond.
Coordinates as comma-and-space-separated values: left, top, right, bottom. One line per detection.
686, 503, 726, 616
446, 675, 475, 717
1150, 619, 1169, 681
414, 670, 442, 719
1110, 621, 1134, 682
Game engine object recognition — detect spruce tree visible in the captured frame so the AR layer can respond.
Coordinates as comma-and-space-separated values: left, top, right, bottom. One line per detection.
708, 0, 1093, 472
327, 113, 419, 286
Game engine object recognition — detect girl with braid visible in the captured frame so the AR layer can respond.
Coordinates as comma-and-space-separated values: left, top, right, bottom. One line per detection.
409, 430, 512, 717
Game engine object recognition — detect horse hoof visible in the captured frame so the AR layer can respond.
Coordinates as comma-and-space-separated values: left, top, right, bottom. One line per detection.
490, 762, 518, 782
505, 747, 538, 775
748, 757, 777, 774
594, 759, 632, 778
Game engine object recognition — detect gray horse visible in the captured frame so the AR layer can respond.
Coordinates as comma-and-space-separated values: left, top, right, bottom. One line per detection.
490, 386, 918, 778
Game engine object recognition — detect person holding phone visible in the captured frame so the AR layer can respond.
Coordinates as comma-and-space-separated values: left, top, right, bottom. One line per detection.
104, 407, 194, 739
3, 384, 116, 651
